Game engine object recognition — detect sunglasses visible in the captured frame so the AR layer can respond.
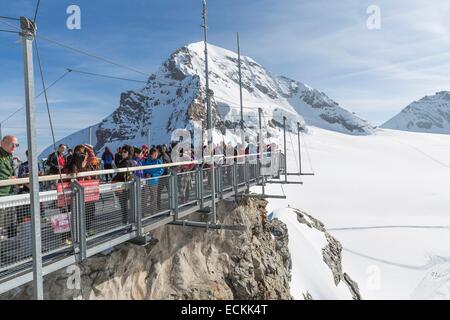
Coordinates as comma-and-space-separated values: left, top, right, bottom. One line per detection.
10, 143, 19, 148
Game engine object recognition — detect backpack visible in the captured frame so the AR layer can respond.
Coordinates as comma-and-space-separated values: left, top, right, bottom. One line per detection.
104, 153, 113, 165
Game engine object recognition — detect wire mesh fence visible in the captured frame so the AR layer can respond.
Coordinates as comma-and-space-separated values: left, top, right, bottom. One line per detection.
177, 171, 198, 208
215, 167, 221, 195
141, 175, 171, 218
202, 167, 213, 200
0, 190, 74, 273
40, 191, 73, 255
280, 153, 286, 173
221, 165, 234, 192
270, 152, 281, 178
0, 198, 33, 272
248, 162, 258, 182
85, 181, 132, 240
0, 154, 269, 293
236, 163, 246, 186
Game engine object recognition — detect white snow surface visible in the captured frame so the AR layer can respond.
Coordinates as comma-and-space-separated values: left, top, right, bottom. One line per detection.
255, 126, 450, 300
270, 208, 354, 300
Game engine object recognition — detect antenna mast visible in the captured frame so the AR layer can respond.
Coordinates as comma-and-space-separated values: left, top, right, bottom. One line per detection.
237, 32, 244, 146
202, 0, 216, 224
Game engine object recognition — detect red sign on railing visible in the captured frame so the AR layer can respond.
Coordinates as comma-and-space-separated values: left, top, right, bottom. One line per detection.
57, 180, 100, 208
51, 212, 71, 234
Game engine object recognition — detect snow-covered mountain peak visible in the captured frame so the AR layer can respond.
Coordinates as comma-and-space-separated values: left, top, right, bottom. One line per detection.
40, 42, 374, 158
382, 91, 450, 134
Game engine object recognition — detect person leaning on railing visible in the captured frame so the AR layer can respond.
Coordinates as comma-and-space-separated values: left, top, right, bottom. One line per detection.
143, 148, 164, 213
0, 135, 19, 239
16, 150, 45, 228
46, 144, 67, 175
63, 145, 98, 237
131, 147, 144, 179
112, 145, 135, 224
157, 145, 172, 209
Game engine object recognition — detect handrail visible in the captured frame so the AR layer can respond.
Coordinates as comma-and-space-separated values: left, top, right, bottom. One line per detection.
0, 152, 284, 295
0, 152, 277, 188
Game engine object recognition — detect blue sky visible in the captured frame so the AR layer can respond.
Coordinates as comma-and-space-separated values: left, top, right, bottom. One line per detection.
1, 0, 450, 157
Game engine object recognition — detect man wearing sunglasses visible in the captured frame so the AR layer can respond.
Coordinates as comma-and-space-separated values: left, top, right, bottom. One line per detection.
0, 135, 19, 239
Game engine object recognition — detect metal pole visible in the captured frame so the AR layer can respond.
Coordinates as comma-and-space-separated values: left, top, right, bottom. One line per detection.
297, 122, 302, 175
283, 116, 287, 183
258, 108, 265, 195
202, 0, 216, 224
20, 16, 43, 300
237, 32, 245, 147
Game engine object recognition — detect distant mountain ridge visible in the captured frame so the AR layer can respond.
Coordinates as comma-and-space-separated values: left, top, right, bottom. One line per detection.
382, 91, 450, 134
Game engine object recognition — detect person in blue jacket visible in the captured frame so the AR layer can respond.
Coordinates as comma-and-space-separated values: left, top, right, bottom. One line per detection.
131, 147, 144, 179
143, 148, 164, 213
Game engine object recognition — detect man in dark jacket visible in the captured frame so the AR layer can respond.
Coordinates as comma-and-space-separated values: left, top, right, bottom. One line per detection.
46, 144, 66, 175
114, 147, 123, 168
112, 145, 135, 225
0, 135, 19, 238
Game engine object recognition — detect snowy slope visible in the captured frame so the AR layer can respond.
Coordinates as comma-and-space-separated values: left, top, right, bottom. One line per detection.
277, 76, 373, 135
40, 42, 374, 158
253, 127, 450, 300
270, 208, 359, 300
382, 91, 450, 134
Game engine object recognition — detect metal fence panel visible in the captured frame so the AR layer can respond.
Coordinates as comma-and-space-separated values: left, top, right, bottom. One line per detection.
177, 171, 198, 208
202, 167, 213, 199
0, 155, 267, 294
0, 190, 74, 273
84, 182, 133, 241
248, 163, 258, 182
221, 165, 234, 192
236, 163, 246, 186
141, 175, 171, 218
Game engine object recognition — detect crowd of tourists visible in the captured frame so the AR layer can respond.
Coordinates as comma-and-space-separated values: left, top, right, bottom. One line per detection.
0, 134, 266, 242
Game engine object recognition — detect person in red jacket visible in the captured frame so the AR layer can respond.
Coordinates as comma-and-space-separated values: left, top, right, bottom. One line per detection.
46, 144, 67, 175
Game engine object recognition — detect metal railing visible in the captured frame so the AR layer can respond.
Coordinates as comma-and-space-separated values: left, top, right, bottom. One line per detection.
0, 151, 285, 295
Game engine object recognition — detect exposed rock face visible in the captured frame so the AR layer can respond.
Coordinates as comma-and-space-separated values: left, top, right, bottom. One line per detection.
277, 76, 374, 135
2, 198, 292, 300
293, 209, 362, 300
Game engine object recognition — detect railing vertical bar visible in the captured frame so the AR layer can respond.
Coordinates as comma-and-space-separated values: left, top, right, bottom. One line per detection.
134, 177, 142, 237
77, 182, 86, 261
172, 170, 179, 220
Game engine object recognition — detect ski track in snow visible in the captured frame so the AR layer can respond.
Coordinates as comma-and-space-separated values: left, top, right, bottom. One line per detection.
328, 225, 450, 231
342, 248, 450, 271
390, 136, 450, 170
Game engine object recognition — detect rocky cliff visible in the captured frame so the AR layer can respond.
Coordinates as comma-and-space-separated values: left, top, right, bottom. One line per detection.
2, 198, 361, 300
2, 198, 292, 300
